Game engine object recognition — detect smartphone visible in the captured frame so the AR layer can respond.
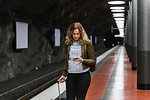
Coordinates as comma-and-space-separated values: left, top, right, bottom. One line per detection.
73, 58, 79, 59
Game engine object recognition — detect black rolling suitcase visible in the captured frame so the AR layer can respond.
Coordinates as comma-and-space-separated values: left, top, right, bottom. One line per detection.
56, 80, 66, 100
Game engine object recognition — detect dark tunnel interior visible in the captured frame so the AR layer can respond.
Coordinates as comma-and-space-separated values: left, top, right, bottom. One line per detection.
0, 0, 131, 99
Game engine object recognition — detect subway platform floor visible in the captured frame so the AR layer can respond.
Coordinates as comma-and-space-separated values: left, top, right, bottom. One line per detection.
86, 46, 150, 100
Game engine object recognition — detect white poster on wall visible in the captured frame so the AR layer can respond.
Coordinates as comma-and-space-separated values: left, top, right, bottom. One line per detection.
90, 35, 92, 44
95, 36, 97, 44
54, 28, 61, 46
16, 21, 28, 49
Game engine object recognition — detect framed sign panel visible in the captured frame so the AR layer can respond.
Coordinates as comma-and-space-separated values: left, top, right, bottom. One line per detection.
90, 35, 92, 44
95, 36, 97, 44
54, 28, 61, 46
16, 21, 28, 49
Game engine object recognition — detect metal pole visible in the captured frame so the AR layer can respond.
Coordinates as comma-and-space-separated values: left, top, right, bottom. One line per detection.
137, 0, 150, 90
132, 0, 137, 70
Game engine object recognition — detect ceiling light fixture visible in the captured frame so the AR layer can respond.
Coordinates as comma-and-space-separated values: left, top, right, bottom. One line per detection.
116, 21, 124, 24
113, 13, 124, 17
113, 14, 124, 17
111, 10, 125, 12
108, 1, 125, 5
113, 13, 124, 15
110, 7, 125, 9
114, 18, 125, 21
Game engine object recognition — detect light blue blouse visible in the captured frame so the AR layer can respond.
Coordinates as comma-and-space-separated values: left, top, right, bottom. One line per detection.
68, 41, 89, 73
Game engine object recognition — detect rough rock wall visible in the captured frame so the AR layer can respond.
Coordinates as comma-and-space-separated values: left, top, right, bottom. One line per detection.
0, 16, 66, 82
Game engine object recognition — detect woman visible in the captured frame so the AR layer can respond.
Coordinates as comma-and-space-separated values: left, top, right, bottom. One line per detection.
59, 22, 95, 100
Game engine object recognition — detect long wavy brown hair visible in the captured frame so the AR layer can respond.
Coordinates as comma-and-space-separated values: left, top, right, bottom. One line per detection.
65, 22, 90, 45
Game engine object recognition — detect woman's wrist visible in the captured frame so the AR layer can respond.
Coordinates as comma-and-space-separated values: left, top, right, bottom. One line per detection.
81, 58, 84, 62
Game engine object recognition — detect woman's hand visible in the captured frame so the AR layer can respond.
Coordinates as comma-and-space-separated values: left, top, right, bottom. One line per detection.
58, 75, 66, 83
72, 57, 83, 62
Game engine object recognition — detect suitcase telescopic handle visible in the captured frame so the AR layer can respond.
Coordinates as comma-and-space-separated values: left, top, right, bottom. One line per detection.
57, 80, 61, 100
57, 78, 66, 100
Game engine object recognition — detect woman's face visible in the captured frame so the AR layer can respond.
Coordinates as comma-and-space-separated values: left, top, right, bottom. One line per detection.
72, 29, 80, 42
